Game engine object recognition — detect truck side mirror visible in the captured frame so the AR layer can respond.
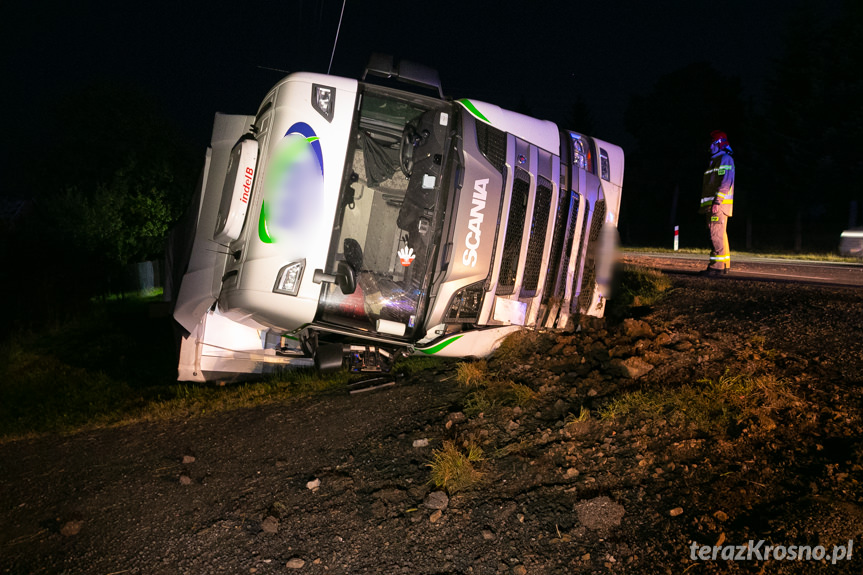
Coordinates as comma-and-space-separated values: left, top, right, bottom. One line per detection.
312, 260, 358, 295
335, 260, 357, 295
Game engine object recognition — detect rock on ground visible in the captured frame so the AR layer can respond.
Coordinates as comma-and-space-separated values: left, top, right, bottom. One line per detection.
609, 357, 654, 379
261, 516, 279, 533
60, 520, 83, 537
575, 496, 625, 533
622, 318, 654, 339
424, 491, 449, 510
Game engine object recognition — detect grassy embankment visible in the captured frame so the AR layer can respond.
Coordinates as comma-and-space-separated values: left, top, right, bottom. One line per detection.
426, 265, 803, 493
0, 264, 669, 443
0, 294, 439, 442
425, 263, 673, 493
623, 246, 860, 263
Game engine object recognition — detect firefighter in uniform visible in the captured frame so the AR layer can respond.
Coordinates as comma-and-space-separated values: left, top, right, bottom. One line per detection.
699, 131, 734, 275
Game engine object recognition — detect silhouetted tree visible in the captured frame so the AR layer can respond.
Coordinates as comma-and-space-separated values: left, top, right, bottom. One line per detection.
757, 0, 863, 250
2, 82, 197, 329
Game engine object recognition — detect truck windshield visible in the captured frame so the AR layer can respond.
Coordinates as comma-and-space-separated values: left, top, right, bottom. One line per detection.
319, 87, 454, 338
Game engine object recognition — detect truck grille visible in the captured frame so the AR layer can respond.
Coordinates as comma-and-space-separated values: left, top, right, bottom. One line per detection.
571, 201, 591, 307
576, 199, 606, 312
496, 168, 530, 295
475, 122, 507, 176
520, 176, 553, 297
556, 194, 581, 299
542, 188, 572, 304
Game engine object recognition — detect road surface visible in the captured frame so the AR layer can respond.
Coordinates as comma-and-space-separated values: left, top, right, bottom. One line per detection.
622, 251, 863, 287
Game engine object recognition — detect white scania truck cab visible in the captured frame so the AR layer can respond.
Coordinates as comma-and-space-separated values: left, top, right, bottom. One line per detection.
169, 56, 624, 381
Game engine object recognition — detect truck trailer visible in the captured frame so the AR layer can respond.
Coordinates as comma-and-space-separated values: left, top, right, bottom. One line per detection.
169, 56, 624, 381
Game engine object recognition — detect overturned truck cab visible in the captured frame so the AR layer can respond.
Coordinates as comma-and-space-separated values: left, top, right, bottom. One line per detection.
170, 58, 624, 381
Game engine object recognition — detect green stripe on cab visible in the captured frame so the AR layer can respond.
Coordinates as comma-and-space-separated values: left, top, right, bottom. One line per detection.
418, 335, 464, 355
457, 99, 491, 124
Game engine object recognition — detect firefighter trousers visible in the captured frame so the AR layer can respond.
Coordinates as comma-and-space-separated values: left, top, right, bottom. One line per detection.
708, 213, 730, 270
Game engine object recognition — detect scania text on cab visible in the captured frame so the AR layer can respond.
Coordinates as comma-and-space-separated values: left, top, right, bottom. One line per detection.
169, 56, 624, 381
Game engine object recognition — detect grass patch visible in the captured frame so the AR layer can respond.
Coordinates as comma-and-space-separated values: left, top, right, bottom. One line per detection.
427, 440, 483, 493
564, 406, 593, 435
565, 406, 591, 425
623, 246, 861, 263
599, 390, 666, 420
0, 351, 352, 441
462, 381, 536, 418
99, 287, 165, 302
463, 390, 495, 417
598, 372, 798, 434
0, 344, 134, 436
736, 251, 861, 263
624, 246, 710, 255
607, 264, 673, 319
509, 381, 536, 406
456, 360, 490, 388
127, 369, 352, 424
0, 298, 355, 442
393, 355, 445, 376
456, 359, 536, 417
493, 330, 531, 363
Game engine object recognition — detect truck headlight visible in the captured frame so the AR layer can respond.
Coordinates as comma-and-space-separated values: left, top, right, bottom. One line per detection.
273, 260, 305, 296
571, 134, 587, 170
312, 84, 335, 122
445, 281, 485, 323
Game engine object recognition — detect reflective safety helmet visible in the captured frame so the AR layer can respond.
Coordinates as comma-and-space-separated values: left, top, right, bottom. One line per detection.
709, 130, 729, 151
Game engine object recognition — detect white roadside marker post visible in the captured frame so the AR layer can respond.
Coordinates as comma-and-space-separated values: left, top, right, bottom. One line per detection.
674, 225, 679, 251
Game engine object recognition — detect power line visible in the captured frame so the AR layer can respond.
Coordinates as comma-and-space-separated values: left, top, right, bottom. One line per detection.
256, 65, 290, 74
328, 0, 347, 75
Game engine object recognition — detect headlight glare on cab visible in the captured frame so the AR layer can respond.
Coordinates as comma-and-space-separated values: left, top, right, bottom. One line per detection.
273, 260, 305, 296
312, 84, 335, 122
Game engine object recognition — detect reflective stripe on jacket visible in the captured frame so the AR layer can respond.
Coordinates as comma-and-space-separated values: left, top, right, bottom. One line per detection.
700, 151, 735, 216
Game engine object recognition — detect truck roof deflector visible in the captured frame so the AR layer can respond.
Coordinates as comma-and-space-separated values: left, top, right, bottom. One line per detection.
363, 53, 444, 99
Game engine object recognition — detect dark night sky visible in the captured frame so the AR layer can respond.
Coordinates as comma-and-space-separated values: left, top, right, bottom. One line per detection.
0, 0, 833, 159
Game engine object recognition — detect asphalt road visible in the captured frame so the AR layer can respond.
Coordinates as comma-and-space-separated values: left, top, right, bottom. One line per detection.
621, 251, 863, 287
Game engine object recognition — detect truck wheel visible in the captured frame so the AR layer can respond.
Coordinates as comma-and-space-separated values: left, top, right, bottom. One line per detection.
314, 343, 345, 372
